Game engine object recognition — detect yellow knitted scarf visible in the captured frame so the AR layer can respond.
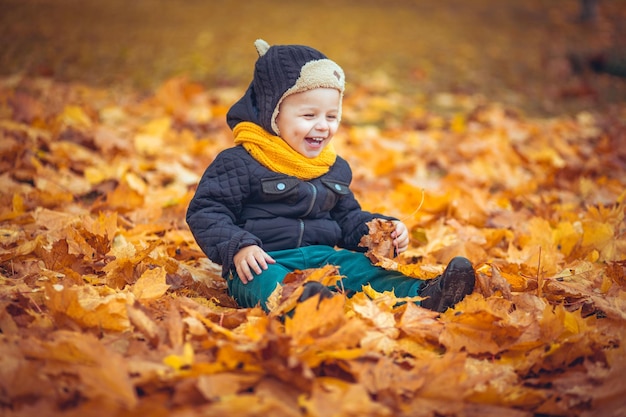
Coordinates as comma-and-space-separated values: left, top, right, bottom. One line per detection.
233, 122, 336, 180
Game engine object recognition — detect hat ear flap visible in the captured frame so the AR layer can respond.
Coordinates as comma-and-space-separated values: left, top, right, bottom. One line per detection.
254, 39, 270, 56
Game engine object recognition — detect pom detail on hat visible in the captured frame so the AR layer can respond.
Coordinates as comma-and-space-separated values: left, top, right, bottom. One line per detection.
254, 39, 270, 56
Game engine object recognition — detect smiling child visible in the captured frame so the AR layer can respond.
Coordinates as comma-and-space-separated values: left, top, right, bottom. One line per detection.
186, 39, 475, 312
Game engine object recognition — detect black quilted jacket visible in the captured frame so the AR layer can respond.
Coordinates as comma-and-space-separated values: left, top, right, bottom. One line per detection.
186, 145, 393, 276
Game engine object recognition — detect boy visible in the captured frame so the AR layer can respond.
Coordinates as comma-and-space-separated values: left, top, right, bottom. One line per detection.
186, 39, 475, 313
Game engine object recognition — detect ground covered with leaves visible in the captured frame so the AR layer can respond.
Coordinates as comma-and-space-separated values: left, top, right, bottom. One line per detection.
1, 1, 626, 416
1, 71, 625, 416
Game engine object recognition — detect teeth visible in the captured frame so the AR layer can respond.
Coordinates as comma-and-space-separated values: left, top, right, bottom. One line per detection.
309, 137, 324, 142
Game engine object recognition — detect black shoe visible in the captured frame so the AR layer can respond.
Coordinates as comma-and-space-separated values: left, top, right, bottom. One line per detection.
298, 281, 334, 303
419, 257, 476, 312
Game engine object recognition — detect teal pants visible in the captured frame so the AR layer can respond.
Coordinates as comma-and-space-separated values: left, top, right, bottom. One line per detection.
227, 245, 423, 311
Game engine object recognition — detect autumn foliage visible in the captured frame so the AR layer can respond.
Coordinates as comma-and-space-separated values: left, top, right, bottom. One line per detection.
1, 73, 625, 417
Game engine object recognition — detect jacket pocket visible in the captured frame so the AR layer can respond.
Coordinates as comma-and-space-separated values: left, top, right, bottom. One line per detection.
260, 177, 300, 204
320, 179, 351, 211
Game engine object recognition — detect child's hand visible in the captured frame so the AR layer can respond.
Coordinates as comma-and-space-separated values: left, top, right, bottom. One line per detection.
233, 245, 276, 284
391, 220, 409, 254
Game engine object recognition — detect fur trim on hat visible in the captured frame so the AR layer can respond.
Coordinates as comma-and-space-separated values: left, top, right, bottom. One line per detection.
271, 59, 345, 135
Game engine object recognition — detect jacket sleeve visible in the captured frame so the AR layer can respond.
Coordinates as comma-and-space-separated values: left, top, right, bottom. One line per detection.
330, 159, 396, 251
186, 150, 262, 275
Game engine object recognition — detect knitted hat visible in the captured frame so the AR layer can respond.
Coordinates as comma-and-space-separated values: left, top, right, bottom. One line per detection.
227, 39, 345, 136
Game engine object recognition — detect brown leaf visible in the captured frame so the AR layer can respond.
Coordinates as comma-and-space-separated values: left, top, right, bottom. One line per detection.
439, 295, 536, 355
127, 302, 161, 346
359, 218, 396, 259
45, 283, 133, 331
398, 301, 443, 345
21, 330, 137, 410
196, 372, 261, 400
131, 267, 170, 300
302, 378, 392, 417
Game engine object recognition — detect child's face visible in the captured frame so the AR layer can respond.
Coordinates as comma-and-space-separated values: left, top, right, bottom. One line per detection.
275, 88, 340, 158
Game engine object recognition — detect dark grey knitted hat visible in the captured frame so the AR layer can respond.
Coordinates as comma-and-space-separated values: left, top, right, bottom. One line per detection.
227, 39, 345, 136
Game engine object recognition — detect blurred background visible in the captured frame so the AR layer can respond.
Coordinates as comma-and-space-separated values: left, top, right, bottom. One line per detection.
1, 0, 625, 116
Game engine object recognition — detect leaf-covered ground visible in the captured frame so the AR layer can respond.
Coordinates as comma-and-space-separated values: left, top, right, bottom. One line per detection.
1, 1, 626, 416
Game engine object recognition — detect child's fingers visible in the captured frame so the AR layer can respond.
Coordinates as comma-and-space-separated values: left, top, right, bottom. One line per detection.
392, 222, 409, 254
234, 247, 276, 284
255, 253, 271, 271
236, 262, 252, 283
237, 257, 261, 283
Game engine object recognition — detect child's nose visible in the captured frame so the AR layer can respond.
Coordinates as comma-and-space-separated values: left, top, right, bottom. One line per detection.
315, 118, 329, 130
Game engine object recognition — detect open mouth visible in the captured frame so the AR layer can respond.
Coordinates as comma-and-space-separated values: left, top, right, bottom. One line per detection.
305, 137, 325, 147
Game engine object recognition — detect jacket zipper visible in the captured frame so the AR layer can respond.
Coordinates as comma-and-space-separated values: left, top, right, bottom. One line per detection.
297, 183, 317, 247
296, 219, 305, 247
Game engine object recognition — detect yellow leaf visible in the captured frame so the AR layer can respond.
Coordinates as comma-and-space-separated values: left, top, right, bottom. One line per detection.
134, 117, 171, 156
562, 310, 583, 335
581, 220, 614, 248
553, 221, 581, 257
0, 227, 22, 246
57, 105, 92, 130
124, 171, 148, 195
131, 267, 170, 300
525, 146, 565, 168
12, 193, 25, 214
450, 113, 466, 133
163, 342, 194, 370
